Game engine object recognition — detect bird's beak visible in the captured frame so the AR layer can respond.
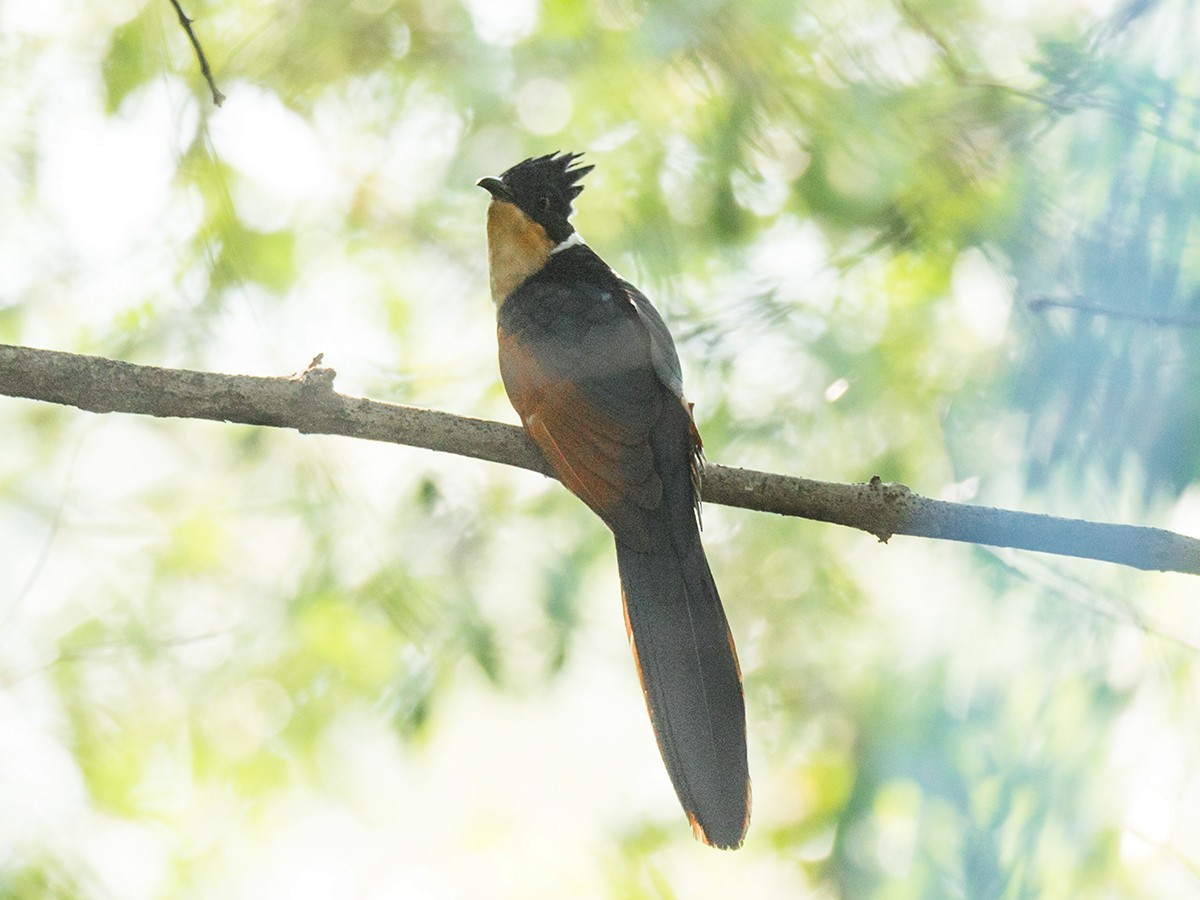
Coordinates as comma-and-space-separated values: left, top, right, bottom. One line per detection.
476, 176, 512, 201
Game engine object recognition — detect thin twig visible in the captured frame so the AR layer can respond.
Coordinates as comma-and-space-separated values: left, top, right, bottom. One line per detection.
167, 0, 225, 106
1027, 295, 1200, 328
1, 343, 1197, 576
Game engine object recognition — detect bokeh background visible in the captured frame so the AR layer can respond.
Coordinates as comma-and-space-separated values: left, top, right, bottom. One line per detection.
2, 0, 1199, 896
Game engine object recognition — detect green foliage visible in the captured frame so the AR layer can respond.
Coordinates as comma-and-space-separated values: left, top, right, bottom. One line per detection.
103, 5, 163, 114
1, 0, 1198, 896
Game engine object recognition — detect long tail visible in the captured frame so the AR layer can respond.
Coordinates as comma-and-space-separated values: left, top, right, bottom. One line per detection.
616, 511, 750, 849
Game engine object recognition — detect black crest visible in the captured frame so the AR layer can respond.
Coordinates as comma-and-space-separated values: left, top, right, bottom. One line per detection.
493, 152, 593, 241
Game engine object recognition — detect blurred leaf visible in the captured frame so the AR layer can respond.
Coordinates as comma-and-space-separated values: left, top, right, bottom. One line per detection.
102, 5, 160, 114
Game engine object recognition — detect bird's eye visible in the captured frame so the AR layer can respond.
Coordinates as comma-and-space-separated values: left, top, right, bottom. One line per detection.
539, 196, 552, 211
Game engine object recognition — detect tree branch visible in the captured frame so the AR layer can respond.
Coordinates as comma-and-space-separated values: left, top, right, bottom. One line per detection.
2, 343, 1197, 575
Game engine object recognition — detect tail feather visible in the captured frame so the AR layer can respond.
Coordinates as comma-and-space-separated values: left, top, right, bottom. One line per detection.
616, 525, 750, 849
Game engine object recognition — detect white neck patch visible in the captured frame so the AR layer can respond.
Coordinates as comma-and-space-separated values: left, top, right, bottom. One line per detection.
550, 231, 585, 254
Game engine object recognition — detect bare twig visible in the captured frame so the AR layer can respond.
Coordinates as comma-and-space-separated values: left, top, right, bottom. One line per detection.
167, 0, 225, 106
2, 342, 1198, 576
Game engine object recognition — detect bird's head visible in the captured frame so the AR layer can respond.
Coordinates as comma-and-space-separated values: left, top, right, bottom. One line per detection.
477, 151, 593, 244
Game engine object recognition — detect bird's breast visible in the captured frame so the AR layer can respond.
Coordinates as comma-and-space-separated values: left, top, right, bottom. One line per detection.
485, 199, 555, 306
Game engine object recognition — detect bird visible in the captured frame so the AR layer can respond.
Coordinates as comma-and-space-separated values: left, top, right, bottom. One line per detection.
477, 152, 750, 849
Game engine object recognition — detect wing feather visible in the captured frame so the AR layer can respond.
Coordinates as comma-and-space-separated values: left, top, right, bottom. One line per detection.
497, 286, 667, 551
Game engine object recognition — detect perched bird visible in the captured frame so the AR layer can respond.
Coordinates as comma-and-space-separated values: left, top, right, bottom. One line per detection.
478, 152, 750, 848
